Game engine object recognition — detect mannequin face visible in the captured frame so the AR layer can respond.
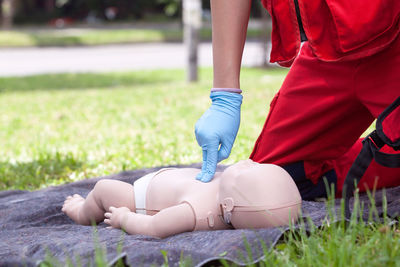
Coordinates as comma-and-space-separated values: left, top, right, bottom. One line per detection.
218, 159, 259, 225
218, 160, 302, 229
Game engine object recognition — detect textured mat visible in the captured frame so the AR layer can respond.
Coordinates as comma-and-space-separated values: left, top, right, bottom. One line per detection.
1, 164, 400, 267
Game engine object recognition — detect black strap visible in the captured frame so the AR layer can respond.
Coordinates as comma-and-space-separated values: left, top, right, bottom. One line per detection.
344, 131, 400, 218
369, 130, 385, 148
293, 0, 308, 42
344, 96, 400, 218
369, 129, 400, 168
343, 136, 376, 218
374, 150, 400, 168
376, 96, 400, 149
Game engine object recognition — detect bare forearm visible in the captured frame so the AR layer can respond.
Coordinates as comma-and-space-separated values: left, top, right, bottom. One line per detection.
121, 213, 157, 237
121, 203, 195, 238
211, 0, 251, 89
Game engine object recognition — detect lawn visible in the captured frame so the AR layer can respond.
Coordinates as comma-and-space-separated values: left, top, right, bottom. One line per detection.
0, 28, 182, 47
1, 67, 397, 267
0, 27, 263, 47
0, 67, 284, 190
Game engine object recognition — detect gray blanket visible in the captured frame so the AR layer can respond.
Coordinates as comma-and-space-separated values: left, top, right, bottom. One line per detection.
1, 164, 400, 267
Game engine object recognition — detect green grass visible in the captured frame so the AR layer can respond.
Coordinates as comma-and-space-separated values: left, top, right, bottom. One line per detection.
0, 67, 286, 190
243, 195, 400, 267
263, 222, 400, 267
216, 189, 400, 267
0, 27, 263, 47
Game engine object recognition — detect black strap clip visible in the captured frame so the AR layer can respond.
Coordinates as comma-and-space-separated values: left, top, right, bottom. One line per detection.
344, 96, 400, 219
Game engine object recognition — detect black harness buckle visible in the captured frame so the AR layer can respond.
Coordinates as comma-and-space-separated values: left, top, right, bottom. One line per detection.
344, 96, 400, 219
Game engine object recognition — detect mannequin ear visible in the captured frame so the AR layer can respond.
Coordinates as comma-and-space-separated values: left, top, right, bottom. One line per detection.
222, 198, 234, 211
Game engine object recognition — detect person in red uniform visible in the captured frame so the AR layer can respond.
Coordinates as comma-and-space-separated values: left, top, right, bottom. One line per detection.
195, 0, 400, 199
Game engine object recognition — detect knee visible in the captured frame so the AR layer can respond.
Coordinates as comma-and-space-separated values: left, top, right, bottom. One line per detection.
93, 179, 113, 193
92, 179, 114, 202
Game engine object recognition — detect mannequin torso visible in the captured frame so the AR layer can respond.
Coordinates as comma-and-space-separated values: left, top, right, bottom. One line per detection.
146, 168, 229, 230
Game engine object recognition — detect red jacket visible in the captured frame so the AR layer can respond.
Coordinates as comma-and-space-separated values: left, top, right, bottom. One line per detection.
261, 0, 400, 66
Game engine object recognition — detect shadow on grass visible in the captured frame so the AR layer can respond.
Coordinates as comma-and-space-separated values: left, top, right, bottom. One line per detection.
0, 70, 185, 92
27, 31, 183, 47
30, 34, 85, 47
0, 152, 86, 191
0, 27, 265, 49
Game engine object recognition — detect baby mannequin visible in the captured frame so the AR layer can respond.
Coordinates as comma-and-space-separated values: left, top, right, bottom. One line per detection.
62, 159, 302, 238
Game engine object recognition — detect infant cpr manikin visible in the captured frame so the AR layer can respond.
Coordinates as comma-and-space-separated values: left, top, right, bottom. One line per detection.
62, 159, 302, 238
218, 160, 302, 229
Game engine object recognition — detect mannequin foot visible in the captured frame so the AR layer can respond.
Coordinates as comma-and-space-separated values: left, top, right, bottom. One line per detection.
62, 194, 89, 225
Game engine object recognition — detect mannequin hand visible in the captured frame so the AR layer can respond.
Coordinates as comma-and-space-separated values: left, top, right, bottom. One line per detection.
104, 206, 131, 229
195, 91, 242, 182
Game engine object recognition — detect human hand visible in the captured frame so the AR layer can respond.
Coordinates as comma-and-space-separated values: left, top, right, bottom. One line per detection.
195, 91, 242, 182
104, 206, 131, 229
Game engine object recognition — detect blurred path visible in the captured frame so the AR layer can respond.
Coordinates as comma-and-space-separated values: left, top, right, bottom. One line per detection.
0, 41, 269, 77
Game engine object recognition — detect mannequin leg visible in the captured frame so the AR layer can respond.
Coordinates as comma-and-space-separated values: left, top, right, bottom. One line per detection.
62, 179, 135, 225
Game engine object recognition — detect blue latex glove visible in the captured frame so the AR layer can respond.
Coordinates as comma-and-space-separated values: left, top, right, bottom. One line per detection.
195, 91, 242, 182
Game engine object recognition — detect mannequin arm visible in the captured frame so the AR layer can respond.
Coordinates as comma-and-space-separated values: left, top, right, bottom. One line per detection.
105, 203, 196, 239
211, 0, 252, 88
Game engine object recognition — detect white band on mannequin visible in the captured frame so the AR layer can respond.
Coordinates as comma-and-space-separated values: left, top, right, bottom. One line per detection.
133, 172, 155, 214
133, 168, 177, 215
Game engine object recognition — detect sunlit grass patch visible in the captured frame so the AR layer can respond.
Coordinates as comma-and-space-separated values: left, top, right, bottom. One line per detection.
0, 67, 287, 191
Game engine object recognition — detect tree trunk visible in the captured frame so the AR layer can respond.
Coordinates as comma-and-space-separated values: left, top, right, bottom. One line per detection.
45, 0, 54, 12
1, 0, 14, 30
183, 0, 202, 82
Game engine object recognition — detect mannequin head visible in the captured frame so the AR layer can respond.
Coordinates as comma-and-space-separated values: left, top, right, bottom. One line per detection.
219, 160, 302, 229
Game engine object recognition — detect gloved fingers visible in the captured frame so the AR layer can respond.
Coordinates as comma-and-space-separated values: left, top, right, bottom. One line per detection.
200, 144, 219, 183
217, 141, 232, 162
196, 149, 208, 181
194, 123, 202, 146
194, 110, 210, 145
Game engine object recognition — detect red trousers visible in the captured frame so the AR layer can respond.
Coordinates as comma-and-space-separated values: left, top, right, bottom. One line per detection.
250, 37, 400, 196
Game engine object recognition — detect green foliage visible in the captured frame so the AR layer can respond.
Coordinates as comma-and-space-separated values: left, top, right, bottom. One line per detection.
160, 250, 169, 267
157, 0, 181, 17
14, 0, 174, 23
